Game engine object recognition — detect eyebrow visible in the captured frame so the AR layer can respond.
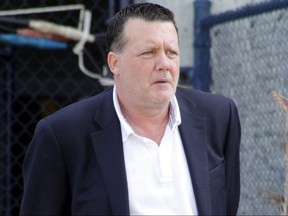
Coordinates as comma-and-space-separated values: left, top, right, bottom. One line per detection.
143, 43, 178, 50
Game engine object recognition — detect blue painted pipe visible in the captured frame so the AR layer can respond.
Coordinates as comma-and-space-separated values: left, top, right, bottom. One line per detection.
193, 0, 211, 92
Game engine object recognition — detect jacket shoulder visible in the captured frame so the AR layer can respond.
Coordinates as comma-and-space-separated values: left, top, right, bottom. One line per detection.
44, 87, 113, 123
176, 87, 235, 112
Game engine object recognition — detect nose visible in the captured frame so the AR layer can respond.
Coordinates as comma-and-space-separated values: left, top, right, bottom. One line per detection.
155, 52, 170, 72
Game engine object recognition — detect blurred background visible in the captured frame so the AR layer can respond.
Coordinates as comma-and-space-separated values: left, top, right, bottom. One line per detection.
0, 0, 287, 215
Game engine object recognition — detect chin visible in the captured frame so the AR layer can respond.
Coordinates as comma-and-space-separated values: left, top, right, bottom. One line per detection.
153, 93, 173, 104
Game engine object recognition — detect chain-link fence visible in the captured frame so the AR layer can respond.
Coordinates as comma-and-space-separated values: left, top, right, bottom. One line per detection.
3, 0, 288, 215
0, 1, 128, 215
203, 1, 288, 214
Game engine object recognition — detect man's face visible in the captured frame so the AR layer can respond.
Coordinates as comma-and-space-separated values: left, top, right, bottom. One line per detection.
109, 18, 180, 109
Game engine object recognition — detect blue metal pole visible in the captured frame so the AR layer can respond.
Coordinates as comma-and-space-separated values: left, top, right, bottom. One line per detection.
193, 0, 211, 92
120, 0, 133, 9
108, 0, 115, 19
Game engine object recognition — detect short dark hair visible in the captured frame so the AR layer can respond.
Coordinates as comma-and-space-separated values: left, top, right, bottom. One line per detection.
106, 3, 178, 52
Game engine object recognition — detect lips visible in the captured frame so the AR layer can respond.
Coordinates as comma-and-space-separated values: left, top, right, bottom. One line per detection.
153, 79, 170, 84
155, 80, 167, 83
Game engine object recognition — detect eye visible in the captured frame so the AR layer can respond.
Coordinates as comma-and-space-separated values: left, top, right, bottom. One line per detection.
166, 50, 178, 58
143, 51, 152, 54
141, 50, 154, 58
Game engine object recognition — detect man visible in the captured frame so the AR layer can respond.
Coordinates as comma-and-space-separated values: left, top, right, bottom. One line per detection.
20, 3, 241, 215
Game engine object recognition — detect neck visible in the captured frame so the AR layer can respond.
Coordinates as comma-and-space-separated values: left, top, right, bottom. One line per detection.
120, 102, 170, 145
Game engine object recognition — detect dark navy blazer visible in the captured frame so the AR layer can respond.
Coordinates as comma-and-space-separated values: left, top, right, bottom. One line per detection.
20, 87, 241, 215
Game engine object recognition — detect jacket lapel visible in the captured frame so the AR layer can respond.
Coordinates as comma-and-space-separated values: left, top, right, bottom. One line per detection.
178, 92, 211, 215
90, 89, 130, 215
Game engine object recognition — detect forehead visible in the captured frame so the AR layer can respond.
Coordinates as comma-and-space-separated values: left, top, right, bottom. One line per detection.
123, 18, 178, 45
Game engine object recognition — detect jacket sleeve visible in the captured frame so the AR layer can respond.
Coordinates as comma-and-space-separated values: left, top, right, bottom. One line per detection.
225, 99, 241, 215
20, 119, 70, 215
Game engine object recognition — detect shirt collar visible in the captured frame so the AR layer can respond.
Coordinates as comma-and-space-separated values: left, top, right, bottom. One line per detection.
113, 86, 182, 142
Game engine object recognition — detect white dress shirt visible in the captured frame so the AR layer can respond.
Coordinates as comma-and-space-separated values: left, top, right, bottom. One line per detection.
113, 87, 198, 215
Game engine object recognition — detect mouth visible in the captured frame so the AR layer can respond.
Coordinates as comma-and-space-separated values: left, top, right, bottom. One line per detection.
153, 79, 170, 85
155, 81, 168, 84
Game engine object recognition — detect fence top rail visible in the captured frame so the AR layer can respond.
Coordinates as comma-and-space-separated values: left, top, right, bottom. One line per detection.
202, 0, 288, 28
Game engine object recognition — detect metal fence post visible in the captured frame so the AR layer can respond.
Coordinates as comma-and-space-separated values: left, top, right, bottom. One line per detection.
193, 0, 211, 92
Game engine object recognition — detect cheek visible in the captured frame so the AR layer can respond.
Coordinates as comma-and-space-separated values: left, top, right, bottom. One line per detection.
174, 69, 180, 80
119, 57, 161, 85
172, 62, 180, 78
127, 60, 151, 80
119, 62, 145, 86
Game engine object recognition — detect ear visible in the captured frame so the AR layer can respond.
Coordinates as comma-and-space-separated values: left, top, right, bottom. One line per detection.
107, 51, 119, 76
